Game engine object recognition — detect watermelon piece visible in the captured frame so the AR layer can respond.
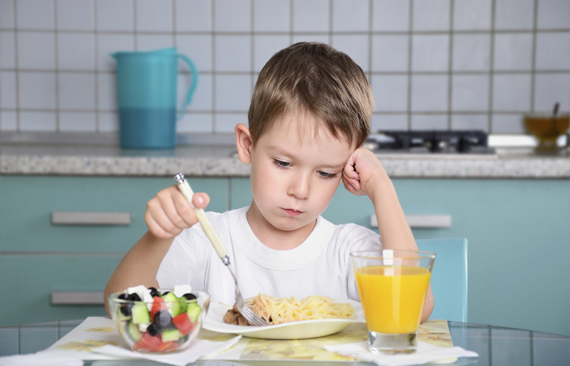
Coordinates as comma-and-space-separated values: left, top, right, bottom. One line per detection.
157, 340, 178, 352
150, 296, 168, 321
172, 313, 193, 336
133, 332, 162, 352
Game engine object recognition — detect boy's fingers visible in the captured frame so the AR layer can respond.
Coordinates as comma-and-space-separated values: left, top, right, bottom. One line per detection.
145, 212, 175, 239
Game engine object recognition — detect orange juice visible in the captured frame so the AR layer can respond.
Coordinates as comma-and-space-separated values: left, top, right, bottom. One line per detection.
355, 265, 431, 334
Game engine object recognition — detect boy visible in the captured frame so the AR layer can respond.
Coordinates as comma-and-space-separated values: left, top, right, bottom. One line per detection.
104, 42, 434, 322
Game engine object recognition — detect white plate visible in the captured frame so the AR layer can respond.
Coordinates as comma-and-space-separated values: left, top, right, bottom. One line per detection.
203, 298, 365, 339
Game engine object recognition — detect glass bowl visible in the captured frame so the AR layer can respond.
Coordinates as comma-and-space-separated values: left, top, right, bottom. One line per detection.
108, 289, 210, 353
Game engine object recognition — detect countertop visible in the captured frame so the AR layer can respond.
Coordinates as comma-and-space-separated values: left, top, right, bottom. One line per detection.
1, 143, 569, 178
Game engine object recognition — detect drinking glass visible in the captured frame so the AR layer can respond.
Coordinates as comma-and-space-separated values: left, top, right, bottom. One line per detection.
350, 249, 436, 354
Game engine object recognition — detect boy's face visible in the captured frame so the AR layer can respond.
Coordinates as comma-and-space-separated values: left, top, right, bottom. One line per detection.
246, 111, 355, 236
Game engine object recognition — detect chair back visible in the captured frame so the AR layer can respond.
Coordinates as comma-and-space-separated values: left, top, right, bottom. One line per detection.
417, 237, 468, 322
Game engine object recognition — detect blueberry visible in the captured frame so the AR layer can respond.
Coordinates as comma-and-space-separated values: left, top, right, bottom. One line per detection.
153, 310, 172, 329
127, 293, 141, 302
148, 287, 160, 297
118, 293, 128, 300
183, 293, 197, 300
120, 303, 134, 316
146, 323, 159, 337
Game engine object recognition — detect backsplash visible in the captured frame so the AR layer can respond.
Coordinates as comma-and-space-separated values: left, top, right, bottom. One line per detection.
0, 0, 569, 138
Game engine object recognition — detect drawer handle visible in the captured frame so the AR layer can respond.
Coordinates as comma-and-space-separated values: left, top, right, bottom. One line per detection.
370, 214, 452, 229
51, 291, 104, 305
51, 211, 131, 225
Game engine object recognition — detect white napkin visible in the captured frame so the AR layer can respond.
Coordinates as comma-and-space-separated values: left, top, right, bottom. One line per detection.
0, 354, 82, 366
324, 340, 478, 366
91, 335, 242, 366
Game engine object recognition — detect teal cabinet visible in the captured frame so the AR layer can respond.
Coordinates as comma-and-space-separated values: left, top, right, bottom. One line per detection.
230, 177, 570, 336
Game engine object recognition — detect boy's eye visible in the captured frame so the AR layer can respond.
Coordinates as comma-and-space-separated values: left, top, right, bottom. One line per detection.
318, 171, 337, 179
274, 159, 291, 168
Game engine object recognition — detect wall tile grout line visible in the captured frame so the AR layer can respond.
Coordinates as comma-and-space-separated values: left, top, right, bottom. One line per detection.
94, 0, 99, 133
251, 0, 255, 103
367, 0, 373, 106
54, 0, 59, 132
487, 0, 497, 133
447, 0, 454, 130
12, 0, 20, 132
211, 0, 216, 133
530, 0, 539, 113
328, 0, 332, 46
406, 0, 413, 130
133, 0, 137, 50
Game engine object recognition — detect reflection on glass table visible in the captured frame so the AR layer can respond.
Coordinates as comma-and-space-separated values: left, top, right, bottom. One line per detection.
1, 320, 569, 365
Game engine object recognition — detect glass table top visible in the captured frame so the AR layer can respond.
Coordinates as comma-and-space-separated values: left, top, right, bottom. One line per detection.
1, 320, 569, 365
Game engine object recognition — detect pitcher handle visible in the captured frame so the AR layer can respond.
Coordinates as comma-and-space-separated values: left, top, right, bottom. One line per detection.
177, 54, 199, 121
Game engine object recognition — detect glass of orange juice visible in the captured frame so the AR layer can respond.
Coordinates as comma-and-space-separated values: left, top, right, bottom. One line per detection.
350, 249, 436, 354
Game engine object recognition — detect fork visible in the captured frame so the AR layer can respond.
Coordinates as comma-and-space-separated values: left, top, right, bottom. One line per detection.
174, 173, 269, 327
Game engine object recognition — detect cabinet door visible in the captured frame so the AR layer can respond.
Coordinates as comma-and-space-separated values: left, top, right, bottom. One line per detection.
0, 254, 124, 327
0, 176, 228, 252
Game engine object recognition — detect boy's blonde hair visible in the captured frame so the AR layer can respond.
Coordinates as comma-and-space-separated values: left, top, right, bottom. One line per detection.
248, 42, 374, 147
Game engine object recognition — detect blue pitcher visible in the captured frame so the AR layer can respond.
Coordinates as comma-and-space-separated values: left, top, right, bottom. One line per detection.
111, 48, 198, 149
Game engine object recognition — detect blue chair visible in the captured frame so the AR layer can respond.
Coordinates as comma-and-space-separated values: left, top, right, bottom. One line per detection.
417, 237, 468, 322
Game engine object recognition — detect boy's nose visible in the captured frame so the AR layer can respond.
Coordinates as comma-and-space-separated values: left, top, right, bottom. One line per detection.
288, 172, 310, 199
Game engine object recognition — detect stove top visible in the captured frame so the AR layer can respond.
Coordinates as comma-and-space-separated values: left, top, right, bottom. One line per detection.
364, 130, 496, 155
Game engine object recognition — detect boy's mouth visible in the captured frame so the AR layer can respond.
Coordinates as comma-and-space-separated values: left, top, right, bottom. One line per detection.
282, 208, 303, 217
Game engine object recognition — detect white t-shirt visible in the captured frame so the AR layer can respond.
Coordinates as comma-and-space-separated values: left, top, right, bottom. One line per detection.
156, 207, 382, 304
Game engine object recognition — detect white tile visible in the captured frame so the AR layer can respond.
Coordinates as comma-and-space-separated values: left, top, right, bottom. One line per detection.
97, 73, 117, 111
176, 35, 212, 72
175, 0, 212, 32
492, 74, 531, 111
372, 0, 409, 31
97, 34, 135, 71
534, 73, 570, 112
58, 73, 95, 110
16, 0, 54, 29
495, 0, 534, 30
292, 34, 330, 44
452, 75, 489, 112
215, 74, 251, 111
0, 31, 16, 68
0, 0, 15, 28
177, 112, 213, 133
371, 75, 408, 112
59, 111, 96, 131
177, 73, 211, 111
494, 33, 533, 71
58, 33, 95, 70
331, 35, 369, 72
372, 35, 408, 72
411, 114, 448, 130
0, 71, 16, 108
452, 34, 491, 71
453, 0, 492, 30
0, 111, 17, 130
537, 0, 570, 30
98, 111, 119, 131
535, 32, 570, 71
254, 0, 290, 32
214, 0, 250, 32
18, 72, 56, 109
56, 0, 93, 30
293, 0, 329, 32
96, 0, 134, 31
136, 34, 174, 51
411, 75, 448, 112
412, 0, 449, 31
17, 32, 55, 69
371, 114, 408, 132
411, 35, 449, 72
215, 35, 250, 72
491, 113, 525, 133
136, 0, 173, 32
215, 112, 247, 132
253, 35, 290, 72
451, 114, 489, 131
20, 111, 56, 131
332, 0, 369, 32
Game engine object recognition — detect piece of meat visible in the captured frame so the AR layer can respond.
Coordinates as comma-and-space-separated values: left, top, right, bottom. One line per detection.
222, 304, 252, 326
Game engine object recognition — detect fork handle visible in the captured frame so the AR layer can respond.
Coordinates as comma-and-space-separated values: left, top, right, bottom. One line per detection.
174, 173, 229, 261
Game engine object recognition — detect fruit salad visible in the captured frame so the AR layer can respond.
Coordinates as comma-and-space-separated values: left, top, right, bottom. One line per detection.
109, 285, 209, 353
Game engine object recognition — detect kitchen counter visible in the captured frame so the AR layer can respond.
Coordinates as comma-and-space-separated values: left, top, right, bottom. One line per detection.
1, 143, 569, 178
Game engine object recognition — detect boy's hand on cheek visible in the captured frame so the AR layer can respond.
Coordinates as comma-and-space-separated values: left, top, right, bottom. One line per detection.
144, 186, 210, 239
342, 147, 386, 198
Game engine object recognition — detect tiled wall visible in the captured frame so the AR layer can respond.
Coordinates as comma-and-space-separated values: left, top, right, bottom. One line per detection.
0, 0, 569, 138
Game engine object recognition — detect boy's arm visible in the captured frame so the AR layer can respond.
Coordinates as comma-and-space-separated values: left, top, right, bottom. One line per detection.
343, 147, 434, 322
103, 187, 209, 316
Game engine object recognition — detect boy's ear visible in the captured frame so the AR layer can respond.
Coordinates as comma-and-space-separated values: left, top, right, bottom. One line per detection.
235, 123, 253, 164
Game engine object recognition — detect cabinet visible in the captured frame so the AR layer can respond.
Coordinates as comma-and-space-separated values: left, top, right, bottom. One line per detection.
0, 175, 229, 326
231, 177, 570, 336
